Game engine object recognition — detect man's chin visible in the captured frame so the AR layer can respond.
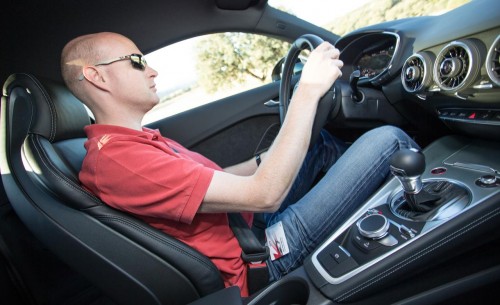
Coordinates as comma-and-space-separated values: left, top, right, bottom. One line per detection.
150, 95, 160, 106
145, 98, 160, 112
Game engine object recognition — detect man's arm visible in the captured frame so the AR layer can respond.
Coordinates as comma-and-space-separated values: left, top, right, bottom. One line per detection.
223, 151, 268, 176
201, 42, 343, 213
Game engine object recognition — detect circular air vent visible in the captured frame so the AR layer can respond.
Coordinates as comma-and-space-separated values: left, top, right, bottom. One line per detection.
401, 52, 434, 93
486, 35, 500, 87
433, 39, 481, 93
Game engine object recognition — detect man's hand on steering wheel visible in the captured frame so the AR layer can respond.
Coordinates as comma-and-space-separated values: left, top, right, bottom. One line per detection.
299, 42, 343, 101
279, 34, 344, 149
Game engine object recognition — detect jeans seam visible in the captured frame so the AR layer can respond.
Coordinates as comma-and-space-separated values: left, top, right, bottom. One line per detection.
302, 138, 405, 252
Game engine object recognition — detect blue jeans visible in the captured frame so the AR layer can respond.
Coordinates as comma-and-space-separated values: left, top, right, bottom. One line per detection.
264, 126, 418, 281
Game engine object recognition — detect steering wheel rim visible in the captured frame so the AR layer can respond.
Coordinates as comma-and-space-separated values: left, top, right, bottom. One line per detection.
279, 34, 337, 149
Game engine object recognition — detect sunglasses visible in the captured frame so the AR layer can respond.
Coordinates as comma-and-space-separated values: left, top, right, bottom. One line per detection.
79, 53, 147, 81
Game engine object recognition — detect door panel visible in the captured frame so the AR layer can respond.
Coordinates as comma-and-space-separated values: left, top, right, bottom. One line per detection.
146, 81, 281, 167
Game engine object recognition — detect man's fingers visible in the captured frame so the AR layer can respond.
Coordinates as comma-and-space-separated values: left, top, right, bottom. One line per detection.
332, 59, 344, 68
330, 47, 341, 60
316, 42, 340, 58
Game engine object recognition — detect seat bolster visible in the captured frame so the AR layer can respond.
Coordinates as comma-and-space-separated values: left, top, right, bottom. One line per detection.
91, 208, 225, 296
3, 73, 227, 302
23, 134, 101, 210
23, 133, 226, 296
3, 73, 90, 142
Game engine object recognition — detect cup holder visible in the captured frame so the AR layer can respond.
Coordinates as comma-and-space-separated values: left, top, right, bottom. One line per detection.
247, 277, 310, 305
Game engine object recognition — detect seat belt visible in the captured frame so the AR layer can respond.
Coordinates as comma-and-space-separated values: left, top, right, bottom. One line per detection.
228, 213, 269, 263
228, 213, 269, 294
228, 122, 278, 263
227, 123, 279, 293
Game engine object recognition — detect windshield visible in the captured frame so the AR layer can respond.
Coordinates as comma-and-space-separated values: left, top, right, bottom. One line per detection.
268, 0, 471, 36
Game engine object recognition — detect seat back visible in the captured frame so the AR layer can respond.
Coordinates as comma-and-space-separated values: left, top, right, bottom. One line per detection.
0, 73, 225, 305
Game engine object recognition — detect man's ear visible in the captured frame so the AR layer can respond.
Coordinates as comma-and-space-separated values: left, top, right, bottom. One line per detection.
82, 66, 109, 90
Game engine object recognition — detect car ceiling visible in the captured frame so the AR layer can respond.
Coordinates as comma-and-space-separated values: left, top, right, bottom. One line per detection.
1, 0, 334, 85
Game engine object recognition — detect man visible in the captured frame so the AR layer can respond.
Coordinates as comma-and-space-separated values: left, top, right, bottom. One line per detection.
61, 32, 417, 296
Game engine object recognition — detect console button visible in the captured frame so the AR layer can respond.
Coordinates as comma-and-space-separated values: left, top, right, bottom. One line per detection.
353, 234, 381, 252
377, 235, 399, 247
431, 167, 447, 175
330, 247, 349, 264
477, 111, 492, 120
399, 224, 415, 238
329, 257, 359, 278
317, 242, 359, 277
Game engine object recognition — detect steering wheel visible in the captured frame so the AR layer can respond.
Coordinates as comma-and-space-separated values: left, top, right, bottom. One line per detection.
279, 34, 339, 149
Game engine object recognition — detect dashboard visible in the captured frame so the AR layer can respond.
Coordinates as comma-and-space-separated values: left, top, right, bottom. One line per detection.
289, 3, 500, 303
333, 2, 500, 142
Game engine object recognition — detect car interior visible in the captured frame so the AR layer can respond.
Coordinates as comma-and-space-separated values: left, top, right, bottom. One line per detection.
1, 0, 500, 304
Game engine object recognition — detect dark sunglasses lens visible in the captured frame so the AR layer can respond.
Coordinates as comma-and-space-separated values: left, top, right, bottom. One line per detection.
130, 55, 146, 70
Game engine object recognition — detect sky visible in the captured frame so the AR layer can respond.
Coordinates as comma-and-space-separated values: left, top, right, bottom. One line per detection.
147, 0, 370, 94
147, 40, 197, 95
268, 0, 370, 25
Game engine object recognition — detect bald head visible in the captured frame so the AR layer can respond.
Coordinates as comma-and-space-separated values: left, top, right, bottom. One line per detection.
60, 32, 134, 101
59, 32, 158, 127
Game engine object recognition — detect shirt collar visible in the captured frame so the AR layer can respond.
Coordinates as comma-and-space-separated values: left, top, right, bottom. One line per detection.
84, 124, 162, 141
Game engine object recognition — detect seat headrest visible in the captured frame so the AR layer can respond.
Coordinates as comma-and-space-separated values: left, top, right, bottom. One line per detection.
2, 73, 91, 142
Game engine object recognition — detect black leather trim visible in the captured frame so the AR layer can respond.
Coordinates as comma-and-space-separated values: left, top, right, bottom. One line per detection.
306, 191, 500, 302
94, 212, 224, 296
3, 73, 89, 142
1, 73, 226, 304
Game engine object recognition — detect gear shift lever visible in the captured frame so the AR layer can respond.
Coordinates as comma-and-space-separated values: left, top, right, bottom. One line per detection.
389, 149, 470, 221
389, 148, 425, 194
389, 148, 434, 212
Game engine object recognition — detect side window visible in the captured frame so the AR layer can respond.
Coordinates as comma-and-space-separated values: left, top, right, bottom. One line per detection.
143, 33, 290, 124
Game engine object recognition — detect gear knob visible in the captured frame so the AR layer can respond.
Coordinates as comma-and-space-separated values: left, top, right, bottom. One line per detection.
390, 148, 425, 194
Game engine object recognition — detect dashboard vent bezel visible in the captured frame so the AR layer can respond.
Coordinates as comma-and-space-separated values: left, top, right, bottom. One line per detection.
401, 52, 434, 93
433, 39, 481, 93
486, 34, 500, 87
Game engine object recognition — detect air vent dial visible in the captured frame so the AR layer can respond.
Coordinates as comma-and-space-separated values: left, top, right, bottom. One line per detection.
401, 52, 434, 93
486, 35, 500, 86
433, 39, 481, 93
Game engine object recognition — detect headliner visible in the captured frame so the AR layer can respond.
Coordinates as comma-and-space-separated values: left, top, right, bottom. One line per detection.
0, 0, 333, 84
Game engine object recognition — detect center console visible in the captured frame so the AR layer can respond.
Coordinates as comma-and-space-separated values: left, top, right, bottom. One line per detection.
301, 135, 500, 303
202, 135, 500, 305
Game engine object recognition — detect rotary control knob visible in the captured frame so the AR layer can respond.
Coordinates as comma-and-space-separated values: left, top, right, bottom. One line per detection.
356, 214, 390, 240
476, 175, 499, 188
479, 175, 496, 185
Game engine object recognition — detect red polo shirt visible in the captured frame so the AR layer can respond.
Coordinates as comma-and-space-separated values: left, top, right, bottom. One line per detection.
79, 125, 251, 296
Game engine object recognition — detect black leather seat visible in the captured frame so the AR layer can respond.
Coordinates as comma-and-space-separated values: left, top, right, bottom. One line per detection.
0, 73, 227, 305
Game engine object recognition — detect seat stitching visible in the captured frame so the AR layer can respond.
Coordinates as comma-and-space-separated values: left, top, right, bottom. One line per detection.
29, 136, 101, 204
96, 215, 221, 273
24, 74, 57, 142
30, 138, 220, 270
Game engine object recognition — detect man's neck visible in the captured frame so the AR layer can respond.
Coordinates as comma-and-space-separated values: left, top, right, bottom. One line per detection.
94, 115, 144, 131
